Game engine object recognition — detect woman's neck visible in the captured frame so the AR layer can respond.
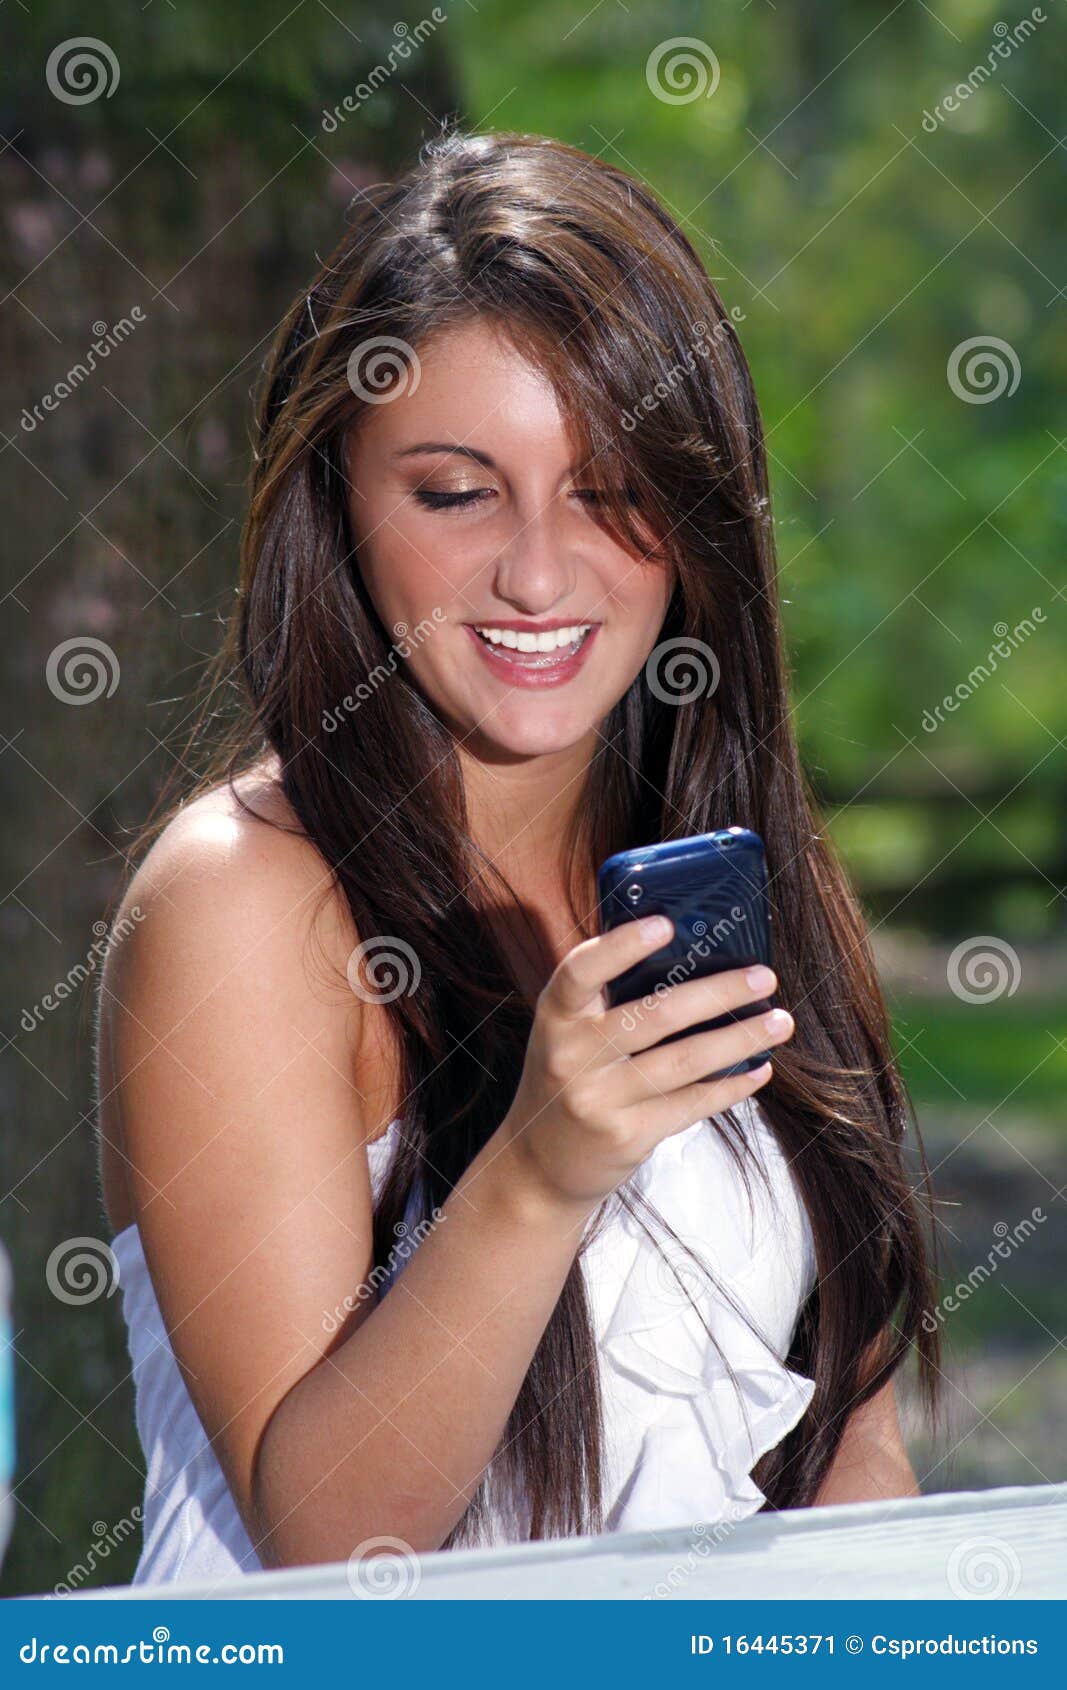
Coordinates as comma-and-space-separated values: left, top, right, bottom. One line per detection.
457, 729, 597, 891
457, 733, 600, 996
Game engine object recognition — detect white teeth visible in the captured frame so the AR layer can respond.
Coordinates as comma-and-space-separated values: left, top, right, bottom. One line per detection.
474, 623, 592, 652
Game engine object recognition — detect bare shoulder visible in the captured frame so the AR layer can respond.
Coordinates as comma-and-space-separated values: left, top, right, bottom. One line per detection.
107, 758, 353, 979
92, 758, 402, 1541
94, 757, 372, 1233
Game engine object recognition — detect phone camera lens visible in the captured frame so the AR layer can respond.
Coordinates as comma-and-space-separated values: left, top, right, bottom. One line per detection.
624, 882, 643, 904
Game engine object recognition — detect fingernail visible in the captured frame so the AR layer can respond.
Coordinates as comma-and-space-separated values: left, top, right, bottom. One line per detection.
640, 915, 672, 941
745, 965, 775, 993
764, 1008, 792, 1034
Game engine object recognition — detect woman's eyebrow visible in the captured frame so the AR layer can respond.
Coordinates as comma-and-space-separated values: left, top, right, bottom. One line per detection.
394, 442, 588, 478
394, 442, 497, 467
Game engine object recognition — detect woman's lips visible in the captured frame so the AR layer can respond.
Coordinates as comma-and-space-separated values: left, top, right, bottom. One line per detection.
462, 623, 600, 688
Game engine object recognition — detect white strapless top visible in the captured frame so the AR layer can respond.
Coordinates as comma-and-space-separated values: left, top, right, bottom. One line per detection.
111, 1095, 817, 1588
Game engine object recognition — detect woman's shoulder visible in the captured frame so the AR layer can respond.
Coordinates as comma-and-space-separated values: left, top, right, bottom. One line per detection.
120, 754, 343, 927
102, 754, 360, 1025
102, 752, 407, 1128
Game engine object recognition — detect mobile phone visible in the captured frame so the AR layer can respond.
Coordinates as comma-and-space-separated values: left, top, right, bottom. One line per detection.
596, 827, 775, 1080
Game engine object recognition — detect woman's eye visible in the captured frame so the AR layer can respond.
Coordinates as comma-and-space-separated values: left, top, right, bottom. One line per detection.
413, 488, 492, 511
412, 485, 641, 512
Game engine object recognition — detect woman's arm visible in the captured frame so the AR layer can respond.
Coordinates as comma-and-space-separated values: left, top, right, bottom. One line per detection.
103, 788, 792, 1567
100, 798, 598, 1570
812, 1370, 920, 1506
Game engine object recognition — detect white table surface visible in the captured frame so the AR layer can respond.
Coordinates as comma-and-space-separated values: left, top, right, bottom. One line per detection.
72, 1483, 1065, 1601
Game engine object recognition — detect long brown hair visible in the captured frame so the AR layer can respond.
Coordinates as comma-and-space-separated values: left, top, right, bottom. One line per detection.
122, 121, 941, 1548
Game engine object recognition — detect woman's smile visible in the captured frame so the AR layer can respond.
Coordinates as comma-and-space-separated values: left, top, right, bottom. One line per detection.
345, 316, 673, 754
462, 617, 602, 688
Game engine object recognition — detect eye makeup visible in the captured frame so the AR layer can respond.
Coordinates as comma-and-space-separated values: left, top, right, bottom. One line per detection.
410, 485, 643, 512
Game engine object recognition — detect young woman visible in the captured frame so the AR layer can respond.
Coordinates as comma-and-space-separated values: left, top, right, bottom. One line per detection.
94, 124, 941, 1586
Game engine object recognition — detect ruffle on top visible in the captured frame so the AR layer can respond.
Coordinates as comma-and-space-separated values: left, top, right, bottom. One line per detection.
576, 1095, 818, 1535
114, 1094, 818, 1582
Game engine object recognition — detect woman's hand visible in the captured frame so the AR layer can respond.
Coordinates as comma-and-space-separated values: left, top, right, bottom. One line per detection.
500, 915, 794, 1210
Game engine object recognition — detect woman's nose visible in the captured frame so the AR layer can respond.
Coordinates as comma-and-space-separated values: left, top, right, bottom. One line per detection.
490, 501, 579, 612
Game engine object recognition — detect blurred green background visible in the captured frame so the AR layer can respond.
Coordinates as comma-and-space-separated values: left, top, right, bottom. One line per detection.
1, 0, 1063, 1595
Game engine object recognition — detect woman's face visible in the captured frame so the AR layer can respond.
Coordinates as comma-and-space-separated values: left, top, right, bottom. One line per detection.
345, 318, 673, 759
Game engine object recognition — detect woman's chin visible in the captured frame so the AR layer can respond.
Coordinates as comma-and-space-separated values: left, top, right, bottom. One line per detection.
463, 707, 601, 761
418, 666, 614, 759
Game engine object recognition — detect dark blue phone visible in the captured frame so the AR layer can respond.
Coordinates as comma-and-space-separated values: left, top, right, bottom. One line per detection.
596, 827, 775, 1081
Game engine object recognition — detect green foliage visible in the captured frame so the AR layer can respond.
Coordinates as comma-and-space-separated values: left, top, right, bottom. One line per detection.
894, 996, 1067, 1116
6, 0, 457, 166
452, 0, 1066, 930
